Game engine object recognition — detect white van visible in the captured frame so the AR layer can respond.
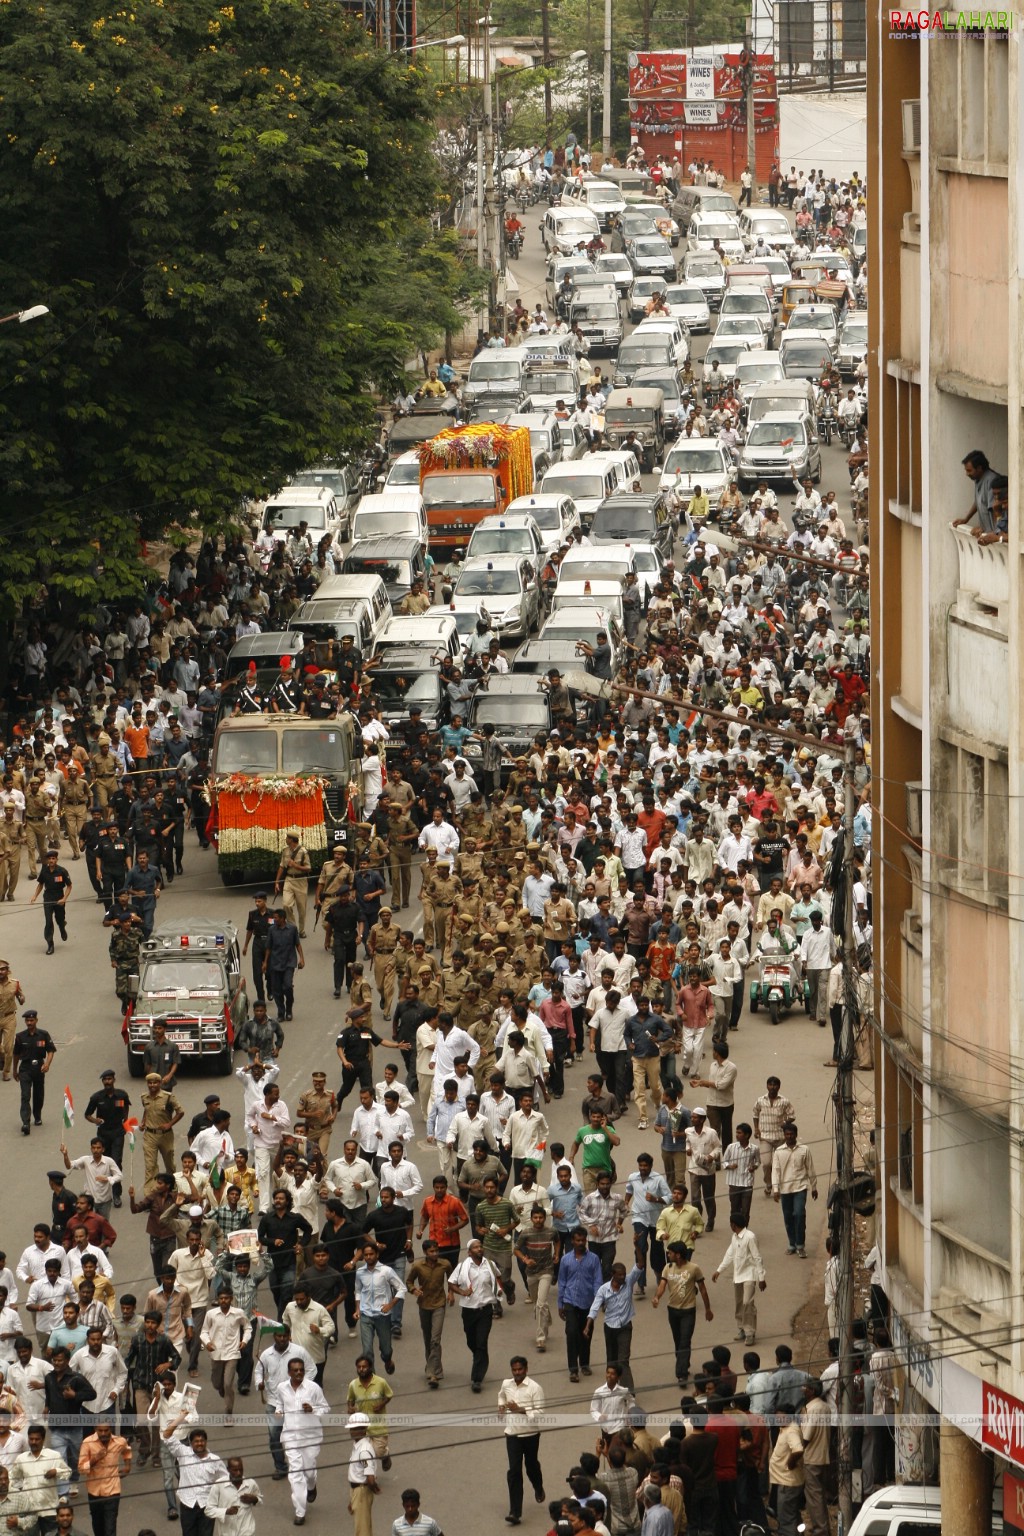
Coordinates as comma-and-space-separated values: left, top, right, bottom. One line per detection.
372, 613, 461, 663
543, 205, 602, 256
847, 1485, 941, 1536
260, 485, 345, 547
286, 574, 393, 654
541, 451, 639, 524
563, 176, 627, 230
350, 491, 426, 548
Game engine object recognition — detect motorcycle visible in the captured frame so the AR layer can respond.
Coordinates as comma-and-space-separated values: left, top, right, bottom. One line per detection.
838, 415, 859, 450
818, 400, 836, 446
515, 187, 531, 213
749, 955, 809, 1025
508, 228, 524, 260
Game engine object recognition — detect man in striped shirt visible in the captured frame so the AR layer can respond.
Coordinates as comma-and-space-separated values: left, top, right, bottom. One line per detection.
751, 1077, 795, 1196
721, 1124, 760, 1227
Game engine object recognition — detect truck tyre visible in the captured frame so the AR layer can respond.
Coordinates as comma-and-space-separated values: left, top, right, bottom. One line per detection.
127, 1051, 144, 1079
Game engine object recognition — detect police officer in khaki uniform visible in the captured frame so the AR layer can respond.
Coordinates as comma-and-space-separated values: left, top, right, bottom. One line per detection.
428, 859, 462, 958
387, 806, 417, 910
294, 1071, 338, 1159
275, 833, 312, 936
441, 953, 470, 1013
367, 906, 400, 1013
23, 780, 53, 879
0, 960, 25, 1082
140, 1073, 184, 1188
90, 736, 120, 809
0, 807, 23, 903
315, 846, 355, 921
418, 846, 439, 947
415, 963, 442, 1011
59, 765, 91, 860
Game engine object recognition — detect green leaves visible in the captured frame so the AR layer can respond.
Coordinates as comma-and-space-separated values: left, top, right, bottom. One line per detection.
0, 0, 483, 616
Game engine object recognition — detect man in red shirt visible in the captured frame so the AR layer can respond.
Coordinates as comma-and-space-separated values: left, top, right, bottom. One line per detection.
414, 1176, 468, 1269
635, 796, 666, 870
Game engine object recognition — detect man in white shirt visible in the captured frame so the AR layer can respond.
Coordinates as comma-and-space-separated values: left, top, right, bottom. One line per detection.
447, 1241, 501, 1393
199, 1292, 252, 1415
249, 1083, 291, 1212
254, 1330, 315, 1479
166, 1428, 230, 1533
799, 910, 835, 1026
207, 1455, 262, 1536
417, 812, 460, 860
498, 1356, 547, 1522
589, 1362, 635, 1438
710, 1216, 766, 1345
378, 1143, 424, 1211
322, 1141, 378, 1224
346, 1413, 381, 1536
274, 1357, 329, 1523
71, 1327, 128, 1424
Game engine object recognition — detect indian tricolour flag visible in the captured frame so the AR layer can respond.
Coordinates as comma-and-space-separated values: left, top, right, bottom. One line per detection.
123, 1117, 140, 1152
62, 1086, 74, 1130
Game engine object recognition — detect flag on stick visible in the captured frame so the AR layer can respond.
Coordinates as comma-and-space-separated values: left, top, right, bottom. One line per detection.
62, 1086, 75, 1130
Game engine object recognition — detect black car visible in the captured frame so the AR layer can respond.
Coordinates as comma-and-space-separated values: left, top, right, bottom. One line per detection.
589, 491, 675, 561
463, 676, 552, 783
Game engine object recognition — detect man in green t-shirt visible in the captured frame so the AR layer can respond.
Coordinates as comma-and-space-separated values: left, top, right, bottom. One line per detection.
570, 1109, 621, 1192
474, 1176, 518, 1308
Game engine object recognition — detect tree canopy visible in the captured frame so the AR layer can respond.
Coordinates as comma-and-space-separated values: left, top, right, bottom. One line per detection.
0, 0, 475, 613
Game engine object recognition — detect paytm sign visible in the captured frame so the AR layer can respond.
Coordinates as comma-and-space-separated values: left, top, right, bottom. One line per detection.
686, 58, 715, 98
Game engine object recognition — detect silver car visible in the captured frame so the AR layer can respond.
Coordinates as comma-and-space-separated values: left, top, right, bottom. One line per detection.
662, 283, 712, 333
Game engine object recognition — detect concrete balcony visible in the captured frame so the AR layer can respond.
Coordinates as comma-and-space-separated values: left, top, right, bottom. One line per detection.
950, 522, 1009, 625
947, 524, 1009, 747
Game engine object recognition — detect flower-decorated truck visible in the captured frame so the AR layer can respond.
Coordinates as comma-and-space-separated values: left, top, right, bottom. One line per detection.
209, 714, 361, 885
419, 423, 533, 558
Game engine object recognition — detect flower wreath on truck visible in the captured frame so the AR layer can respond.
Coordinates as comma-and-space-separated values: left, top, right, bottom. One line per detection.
215, 772, 329, 877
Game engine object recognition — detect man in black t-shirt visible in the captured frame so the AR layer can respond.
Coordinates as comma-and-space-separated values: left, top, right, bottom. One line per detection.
29, 849, 72, 953
362, 1187, 413, 1332
242, 892, 272, 1004
13, 1008, 56, 1133
336, 1008, 382, 1106
753, 814, 789, 894
325, 889, 360, 999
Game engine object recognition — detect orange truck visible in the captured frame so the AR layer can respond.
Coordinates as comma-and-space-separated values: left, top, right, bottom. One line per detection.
419, 423, 534, 557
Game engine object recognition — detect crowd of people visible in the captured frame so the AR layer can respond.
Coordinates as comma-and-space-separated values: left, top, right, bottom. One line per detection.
0, 154, 891, 1536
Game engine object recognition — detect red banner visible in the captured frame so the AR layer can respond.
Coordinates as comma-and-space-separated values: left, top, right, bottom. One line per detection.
982, 1381, 1024, 1470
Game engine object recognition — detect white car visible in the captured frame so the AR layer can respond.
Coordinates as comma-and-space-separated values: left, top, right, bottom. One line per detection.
701, 339, 755, 385
837, 314, 869, 376
506, 493, 580, 554
451, 554, 541, 639
384, 451, 421, 491
712, 316, 767, 350
659, 439, 734, 501
738, 209, 796, 254
785, 304, 840, 351
594, 252, 636, 296
732, 351, 786, 403
629, 542, 668, 603
260, 486, 345, 549
718, 288, 775, 341
556, 543, 636, 593
633, 315, 691, 367
686, 212, 744, 261
662, 284, 712, 333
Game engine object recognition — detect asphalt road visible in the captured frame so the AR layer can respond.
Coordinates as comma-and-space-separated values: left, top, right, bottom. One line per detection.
0, 232, 861, 1535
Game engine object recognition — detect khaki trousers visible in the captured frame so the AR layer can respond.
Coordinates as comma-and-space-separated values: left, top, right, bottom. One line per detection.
282, 876, 308, 936
631, 1056, 663, 1121
349, 1483, 376, 1536
64, 805, 88, 856
144, 1129, 176, 1188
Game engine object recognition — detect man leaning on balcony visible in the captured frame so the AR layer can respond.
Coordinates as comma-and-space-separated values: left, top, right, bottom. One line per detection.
974, 477, 1009, 547
952, 449, 1003, 539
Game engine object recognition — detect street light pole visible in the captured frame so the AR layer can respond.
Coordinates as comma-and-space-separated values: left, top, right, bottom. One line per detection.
602, 0, 613, 158
481, 16, 500, 333
0, 306, 49, 327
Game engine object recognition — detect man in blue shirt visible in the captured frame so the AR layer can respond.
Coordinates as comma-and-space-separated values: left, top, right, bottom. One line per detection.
624, 997, 673, 1130
624, 1153, 671, 1291
547, 1165, 582, 1259
556, 1227, 602, 1383
583, 1262, 643, 1389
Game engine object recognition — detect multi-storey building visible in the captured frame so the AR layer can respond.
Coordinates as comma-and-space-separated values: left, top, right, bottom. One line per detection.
870, 18, 1023, 1532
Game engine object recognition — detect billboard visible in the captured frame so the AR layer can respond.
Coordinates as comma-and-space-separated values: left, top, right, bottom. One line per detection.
627, 48, 780, 179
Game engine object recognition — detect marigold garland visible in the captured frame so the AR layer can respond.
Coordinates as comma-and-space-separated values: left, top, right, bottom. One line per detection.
418, 423, 533, 494
215, 773, 329, 875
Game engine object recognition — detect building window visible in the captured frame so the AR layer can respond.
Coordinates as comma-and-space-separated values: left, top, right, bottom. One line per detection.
841, 0, 866, 59
939, 741, 1009, 912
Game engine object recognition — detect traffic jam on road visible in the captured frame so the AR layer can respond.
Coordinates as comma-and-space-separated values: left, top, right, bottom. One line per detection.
0, 158, 886, 1536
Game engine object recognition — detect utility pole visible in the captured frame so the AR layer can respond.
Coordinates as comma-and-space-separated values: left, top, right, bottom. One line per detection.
541, 0, 552, 137
602, 0, 612, 158
835, 725, 861, 1533
586, 0, 593, 151
743, 21, 756, 187
482, 14, 499, 334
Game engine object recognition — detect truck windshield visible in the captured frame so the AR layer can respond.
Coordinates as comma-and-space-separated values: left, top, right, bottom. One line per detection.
422, 474, 499, 511
213, 731, 279, 774
282, 728, 348, 776
473, 698, 549, 727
